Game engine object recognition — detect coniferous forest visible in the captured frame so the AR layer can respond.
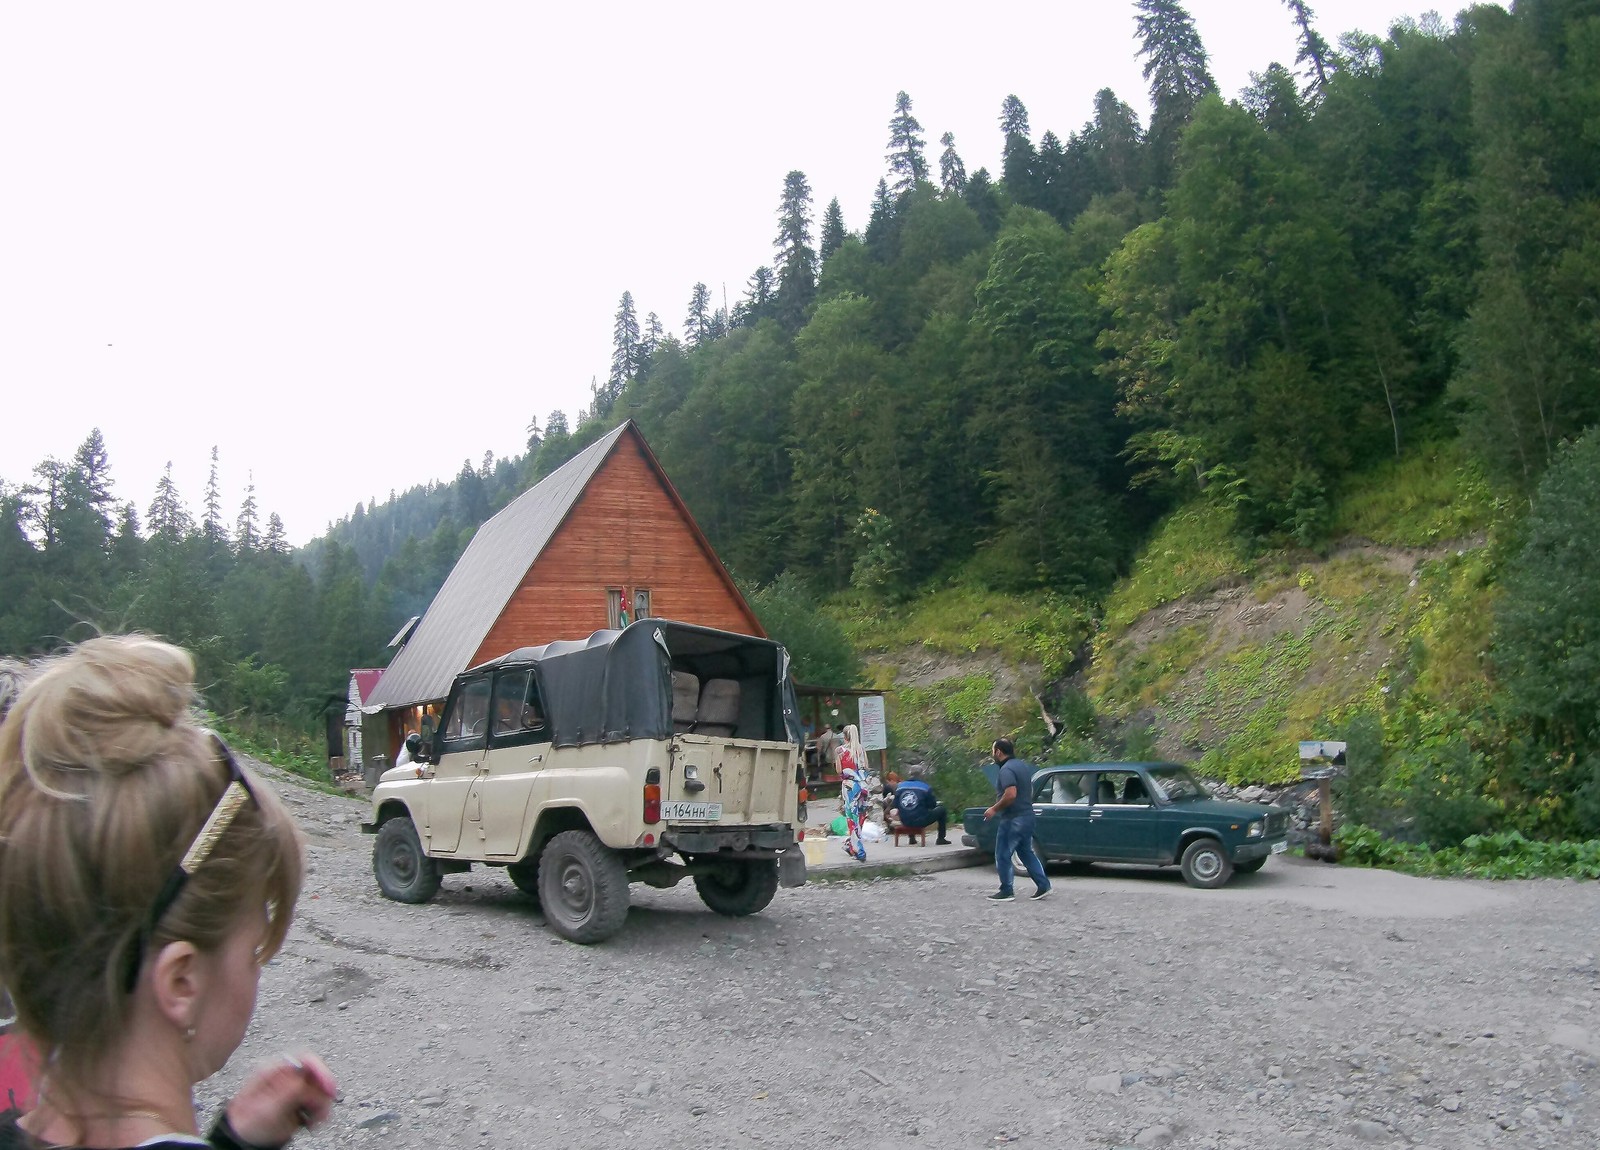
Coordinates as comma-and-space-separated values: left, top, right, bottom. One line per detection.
5, 0, 1600, 842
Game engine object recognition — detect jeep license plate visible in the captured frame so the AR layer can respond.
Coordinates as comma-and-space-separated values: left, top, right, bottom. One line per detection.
662, 801, 722, 821
1271, 841, 1288, 854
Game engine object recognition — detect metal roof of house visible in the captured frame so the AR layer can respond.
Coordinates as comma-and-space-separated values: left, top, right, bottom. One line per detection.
365, 422, 631, 710
348, 668, 385, 706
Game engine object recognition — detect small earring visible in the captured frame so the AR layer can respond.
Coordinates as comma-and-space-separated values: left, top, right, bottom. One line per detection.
184, 1026, 196, 1041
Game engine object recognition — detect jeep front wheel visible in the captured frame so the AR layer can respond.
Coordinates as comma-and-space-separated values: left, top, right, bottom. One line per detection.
374, 817, 441, 904
693, 859, 779, 917
1180, 837, 1233, 889
537, 830, 630, 944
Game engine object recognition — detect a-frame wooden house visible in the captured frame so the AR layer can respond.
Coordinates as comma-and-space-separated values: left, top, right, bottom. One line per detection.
362, 421, 763, 766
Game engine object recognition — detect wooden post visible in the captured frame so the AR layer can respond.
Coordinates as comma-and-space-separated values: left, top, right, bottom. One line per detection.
1318, 775, 1333, 846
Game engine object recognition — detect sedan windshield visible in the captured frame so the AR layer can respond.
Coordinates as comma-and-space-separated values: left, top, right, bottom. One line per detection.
1147, 765, 1209, 802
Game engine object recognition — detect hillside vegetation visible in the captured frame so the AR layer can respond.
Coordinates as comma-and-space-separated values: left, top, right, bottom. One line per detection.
5, 1, 1599, 846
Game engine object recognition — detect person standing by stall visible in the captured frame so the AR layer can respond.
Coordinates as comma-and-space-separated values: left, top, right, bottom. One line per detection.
837, 724, 870, 861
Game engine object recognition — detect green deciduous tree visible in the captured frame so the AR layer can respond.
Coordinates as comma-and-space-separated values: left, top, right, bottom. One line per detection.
1493, 428, 1600, 835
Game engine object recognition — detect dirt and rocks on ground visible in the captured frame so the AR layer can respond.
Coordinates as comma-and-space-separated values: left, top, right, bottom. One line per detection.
208, 767, 1599, 1150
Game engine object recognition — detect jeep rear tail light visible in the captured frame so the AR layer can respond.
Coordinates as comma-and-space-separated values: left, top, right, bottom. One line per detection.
644, 768, 661, 824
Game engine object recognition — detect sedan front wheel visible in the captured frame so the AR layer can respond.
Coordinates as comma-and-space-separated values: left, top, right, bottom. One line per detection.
1180, 837, 1233, 889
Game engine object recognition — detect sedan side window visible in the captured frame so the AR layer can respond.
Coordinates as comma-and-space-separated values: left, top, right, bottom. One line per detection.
1095, 770, 1150, 805
1047, 773, 1089, 805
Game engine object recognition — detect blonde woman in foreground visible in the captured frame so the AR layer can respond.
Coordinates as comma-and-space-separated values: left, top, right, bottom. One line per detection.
0, 636, 336, 1150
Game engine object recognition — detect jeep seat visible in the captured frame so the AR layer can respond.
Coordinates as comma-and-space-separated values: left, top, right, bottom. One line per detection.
694, 678, 740, 737
671, 671, 700, 733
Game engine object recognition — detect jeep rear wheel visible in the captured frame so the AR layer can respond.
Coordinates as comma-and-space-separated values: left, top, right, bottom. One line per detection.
1180, 837, 1233, 889
693, 859, 780, 917
507, 858, 541, 901
374, 817, 441, 904
537, 830, 630, 944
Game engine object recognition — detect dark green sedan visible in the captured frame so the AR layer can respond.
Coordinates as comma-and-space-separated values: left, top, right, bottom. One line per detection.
961, 762, 1291, 888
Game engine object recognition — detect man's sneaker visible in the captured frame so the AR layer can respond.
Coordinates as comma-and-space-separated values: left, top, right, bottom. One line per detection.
935, 838, 952, 845
1030, 886, 1053, 901
986, 891, 1015, 902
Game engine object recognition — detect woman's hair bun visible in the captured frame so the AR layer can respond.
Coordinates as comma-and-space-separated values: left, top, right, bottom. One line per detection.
11, 635, 198, 784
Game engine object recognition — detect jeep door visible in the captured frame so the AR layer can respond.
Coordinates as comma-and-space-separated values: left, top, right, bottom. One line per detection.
1033, 770, 1093, 858
469, 666, 551, 858
425, 674, 491, 853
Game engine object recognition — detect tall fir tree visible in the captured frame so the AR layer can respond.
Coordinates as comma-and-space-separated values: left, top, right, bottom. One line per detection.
885, 91, 929, 196
684, 283, 713, 348
263, 512, 289, 555
1134, 0, 1217, 186
819, 198, 847, 266
999, 94, 1038, 205
235, 476, 259, 554
1282, 0, 1334, 96
606, 291, 640, 414
865, 178, 897, 259
147, 463, 192, 542
202, 446, 227, 548
938, 131, 968, 194
641, 312, 664, 369
735, 266, 776, 326
773, 170, 818, 330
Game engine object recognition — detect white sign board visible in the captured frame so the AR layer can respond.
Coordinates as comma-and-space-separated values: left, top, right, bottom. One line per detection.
858, 696, 888, 751
1299, 740, 1347, 764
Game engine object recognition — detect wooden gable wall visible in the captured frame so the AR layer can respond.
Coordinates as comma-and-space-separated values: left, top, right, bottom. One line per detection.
471, 434, 762, 666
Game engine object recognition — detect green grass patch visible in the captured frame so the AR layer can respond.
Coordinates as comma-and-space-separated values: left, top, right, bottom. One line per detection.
1092, 623, 1211, 718
836, 582, 1092, 679
1329, 440, 1500, 547
211, 713, 339, 793
891, 674, 1000, 747
1336, 825, 1600, 879
1100, 499, 1249, 634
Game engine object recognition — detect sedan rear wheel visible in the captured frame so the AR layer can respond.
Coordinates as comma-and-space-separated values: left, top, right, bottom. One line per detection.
1180, 837, 1233, 889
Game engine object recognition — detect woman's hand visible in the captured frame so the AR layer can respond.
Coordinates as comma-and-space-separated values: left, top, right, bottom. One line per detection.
225, 1053, 338, 1147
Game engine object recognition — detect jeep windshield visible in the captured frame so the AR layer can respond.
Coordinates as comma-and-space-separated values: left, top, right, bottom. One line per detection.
1147, 765, 1208, 802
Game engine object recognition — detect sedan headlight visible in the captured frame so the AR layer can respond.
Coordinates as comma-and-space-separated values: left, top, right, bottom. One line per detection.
1246, 820, 1264, 838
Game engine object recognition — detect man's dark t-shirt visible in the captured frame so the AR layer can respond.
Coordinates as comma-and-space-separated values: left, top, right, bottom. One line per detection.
996, 757, 1035, 819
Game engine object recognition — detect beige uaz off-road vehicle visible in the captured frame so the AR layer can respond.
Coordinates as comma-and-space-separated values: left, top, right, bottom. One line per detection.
362, 620, 808, 943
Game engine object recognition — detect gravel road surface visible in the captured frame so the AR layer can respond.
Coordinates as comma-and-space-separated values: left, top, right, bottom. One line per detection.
204, 774, 1599, 1149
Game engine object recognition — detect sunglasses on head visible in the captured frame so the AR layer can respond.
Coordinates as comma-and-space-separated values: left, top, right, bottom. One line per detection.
122, 730, 259, 994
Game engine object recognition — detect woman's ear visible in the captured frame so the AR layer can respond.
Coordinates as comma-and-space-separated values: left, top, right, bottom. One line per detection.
148, 940, 203, 1035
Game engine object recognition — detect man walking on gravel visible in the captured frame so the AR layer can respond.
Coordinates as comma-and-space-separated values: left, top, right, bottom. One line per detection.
982, 738, 1051, 902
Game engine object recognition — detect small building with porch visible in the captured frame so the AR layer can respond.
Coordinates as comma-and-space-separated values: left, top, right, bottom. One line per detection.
360, 421, 765, 776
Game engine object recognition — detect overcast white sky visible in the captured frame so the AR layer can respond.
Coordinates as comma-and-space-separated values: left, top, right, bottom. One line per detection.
1, 1, 1478, 546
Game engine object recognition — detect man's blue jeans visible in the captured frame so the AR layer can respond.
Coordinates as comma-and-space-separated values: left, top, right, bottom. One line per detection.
995, 812, 1049, 895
